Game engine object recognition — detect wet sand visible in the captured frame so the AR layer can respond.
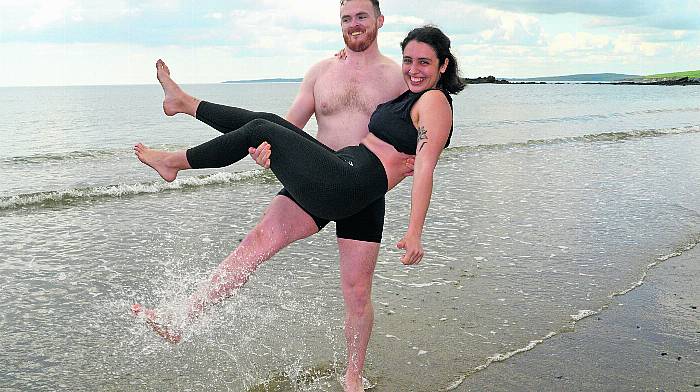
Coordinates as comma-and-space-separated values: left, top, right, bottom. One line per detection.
460, 247, 700, 391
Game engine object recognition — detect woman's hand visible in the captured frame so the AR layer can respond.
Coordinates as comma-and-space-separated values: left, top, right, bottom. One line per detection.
397, 233, 424, 265
248, 141, 271, 169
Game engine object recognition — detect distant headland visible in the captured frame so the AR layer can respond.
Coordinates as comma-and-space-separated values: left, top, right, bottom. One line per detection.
466, 70, 700, 85
223, 78, 302, 84
223, 70, 700, 86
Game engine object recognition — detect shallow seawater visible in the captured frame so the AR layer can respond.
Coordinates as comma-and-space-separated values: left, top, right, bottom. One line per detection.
1, 83, 699, 391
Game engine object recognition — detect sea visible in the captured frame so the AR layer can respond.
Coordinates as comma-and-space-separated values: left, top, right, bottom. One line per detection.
1, 82, 699, 391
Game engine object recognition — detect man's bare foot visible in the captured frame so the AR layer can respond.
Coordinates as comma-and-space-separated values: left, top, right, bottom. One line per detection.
134, 143, 181, 182
131, 303, 182, 344
156, 59, 198, 117
345, 378, 364, 392
341, 374, 374, 391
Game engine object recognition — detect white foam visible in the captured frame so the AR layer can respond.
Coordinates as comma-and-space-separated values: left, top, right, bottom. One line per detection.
0, 171, 261, 210
571, 309, 597, 321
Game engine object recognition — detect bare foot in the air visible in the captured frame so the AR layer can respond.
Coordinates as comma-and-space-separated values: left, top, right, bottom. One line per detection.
133, 143, 185, 182
131, 303, 182, 344
156, 59, 199, 117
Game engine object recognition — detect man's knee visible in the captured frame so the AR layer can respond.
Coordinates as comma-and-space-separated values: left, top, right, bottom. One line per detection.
339, 240, 378, 310
251, 196, 318, 247
243, 220, 288, 253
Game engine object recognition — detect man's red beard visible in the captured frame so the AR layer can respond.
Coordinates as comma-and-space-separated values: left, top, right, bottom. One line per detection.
343, 27, 378, 52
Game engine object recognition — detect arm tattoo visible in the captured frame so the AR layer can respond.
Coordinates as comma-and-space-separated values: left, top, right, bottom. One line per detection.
417, 126, 429, 152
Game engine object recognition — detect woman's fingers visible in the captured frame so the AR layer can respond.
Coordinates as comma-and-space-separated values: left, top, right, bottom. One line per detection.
397, 238, 424, 265
249, 142, 271, 168
402, 249, 424, 265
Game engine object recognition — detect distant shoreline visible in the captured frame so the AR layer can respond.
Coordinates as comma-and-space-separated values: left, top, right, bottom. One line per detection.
221, 76, 700, 86
222, 78, 302, 84
464, 76, 700, 86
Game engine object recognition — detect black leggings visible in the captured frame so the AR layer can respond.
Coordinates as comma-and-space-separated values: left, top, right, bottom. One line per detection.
186, 101, 388, 220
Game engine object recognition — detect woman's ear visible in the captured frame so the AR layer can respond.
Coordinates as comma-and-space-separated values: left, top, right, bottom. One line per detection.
440, 58, 449, 74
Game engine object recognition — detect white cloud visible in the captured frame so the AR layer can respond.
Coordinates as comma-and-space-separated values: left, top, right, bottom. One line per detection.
479, 9, 543, 44
24, 0, 77, 30
548, 32, 611, 54
613, 34, 664, 56
672, 30, 688, 40
252, 0, 339, 27
0, 41, 331, 87
384, 15, 426, 27
206, 12, 224, 20
0, 0, 698, 85
0, 0, 137, 33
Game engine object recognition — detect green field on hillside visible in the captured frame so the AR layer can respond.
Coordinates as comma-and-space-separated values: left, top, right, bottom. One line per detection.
644, 70, 700, 79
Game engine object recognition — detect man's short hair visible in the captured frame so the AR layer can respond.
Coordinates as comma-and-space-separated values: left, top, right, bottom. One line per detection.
340, 0, 381, 17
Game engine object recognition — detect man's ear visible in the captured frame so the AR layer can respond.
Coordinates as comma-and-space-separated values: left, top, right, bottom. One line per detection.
377, 14, 384, 29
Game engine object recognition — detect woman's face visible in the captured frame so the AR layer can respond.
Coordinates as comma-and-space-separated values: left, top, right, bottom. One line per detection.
402, 40, 448, 93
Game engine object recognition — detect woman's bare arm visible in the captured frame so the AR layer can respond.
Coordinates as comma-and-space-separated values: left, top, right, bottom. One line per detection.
397, 90, 452, 264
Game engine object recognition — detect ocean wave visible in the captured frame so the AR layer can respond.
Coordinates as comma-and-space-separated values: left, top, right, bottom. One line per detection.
1, 148, 128, 165
4, 125, 698, 211
1, 144, 190, 165
467, 107, 700, 128
447, 125, 700, 154
0, 171, 263, 211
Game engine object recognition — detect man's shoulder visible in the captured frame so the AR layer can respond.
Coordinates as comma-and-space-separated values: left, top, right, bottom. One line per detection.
376, 55, 405, 92
378, 54, 401, 68
305, 57, 338, 78
369, 55, 398, 74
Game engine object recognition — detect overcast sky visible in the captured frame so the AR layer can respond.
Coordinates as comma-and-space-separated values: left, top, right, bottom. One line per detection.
1, 0, 698, 86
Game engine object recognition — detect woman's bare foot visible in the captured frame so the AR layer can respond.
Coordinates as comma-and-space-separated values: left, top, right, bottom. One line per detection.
134, 143, 185, 182
131, 303, 182, 344
156, 59, 199, 117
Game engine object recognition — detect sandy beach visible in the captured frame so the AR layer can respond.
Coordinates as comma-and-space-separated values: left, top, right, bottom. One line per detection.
460, 246, 700, 391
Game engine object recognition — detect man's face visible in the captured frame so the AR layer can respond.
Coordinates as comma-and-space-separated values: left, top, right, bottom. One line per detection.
340, 0, 383, 52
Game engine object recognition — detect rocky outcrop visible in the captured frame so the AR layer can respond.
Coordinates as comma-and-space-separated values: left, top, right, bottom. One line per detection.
462, 76, 510, 84
461, 76, 700, 85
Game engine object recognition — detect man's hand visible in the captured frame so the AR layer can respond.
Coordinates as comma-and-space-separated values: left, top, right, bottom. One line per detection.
396, 232, 424, 265
248, 141, 271, 169
334, 48, 347, 60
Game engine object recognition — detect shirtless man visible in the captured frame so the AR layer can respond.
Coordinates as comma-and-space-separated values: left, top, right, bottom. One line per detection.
248, 2, 407, 389
135, 1, 408, 390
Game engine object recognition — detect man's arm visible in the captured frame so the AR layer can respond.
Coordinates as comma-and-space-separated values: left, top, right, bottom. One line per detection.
284, 64, 321, 128
249, 61, 326, 167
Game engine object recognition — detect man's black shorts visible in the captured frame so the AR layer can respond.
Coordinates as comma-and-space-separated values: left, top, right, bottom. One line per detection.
277, 188, 385, 243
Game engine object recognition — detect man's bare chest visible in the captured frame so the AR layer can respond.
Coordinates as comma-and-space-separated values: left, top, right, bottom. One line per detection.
314, 69, 389, 116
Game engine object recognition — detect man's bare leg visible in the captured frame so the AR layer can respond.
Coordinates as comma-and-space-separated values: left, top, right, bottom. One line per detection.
132, 196, 319, 341
338, 238, 379, 392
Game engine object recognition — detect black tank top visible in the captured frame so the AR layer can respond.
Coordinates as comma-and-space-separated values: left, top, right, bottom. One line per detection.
368, 89, 453, 154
